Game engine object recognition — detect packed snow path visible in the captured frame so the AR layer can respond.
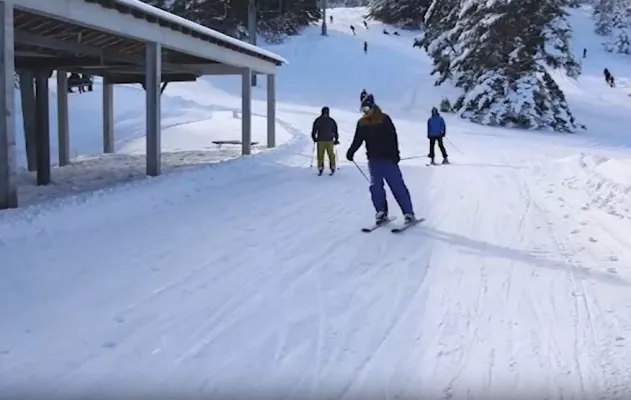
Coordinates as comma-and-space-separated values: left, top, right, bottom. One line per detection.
3, 6, 631, 400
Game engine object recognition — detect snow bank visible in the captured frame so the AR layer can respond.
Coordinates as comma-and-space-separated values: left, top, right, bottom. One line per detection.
539, 153, 631, 222
593, 157, 631, 186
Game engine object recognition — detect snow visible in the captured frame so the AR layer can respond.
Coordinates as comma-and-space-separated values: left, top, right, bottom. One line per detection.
12, 78, 294, 206
3, 5, 631, 399
115, 0, 287, 64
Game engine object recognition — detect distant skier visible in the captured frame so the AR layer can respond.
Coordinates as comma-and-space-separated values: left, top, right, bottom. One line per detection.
350, 25, 356, 35
346, 94, 417, 224
363, 20, 368, 29
604, 68, 612, 85
363, 41, 367, 53
583, 48, 587, 58
312, 106, 339, 175
330, 15, 333, 23
427, 107, 449, 165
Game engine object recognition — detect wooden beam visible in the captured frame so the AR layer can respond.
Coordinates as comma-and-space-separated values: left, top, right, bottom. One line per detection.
15, 56, 133, 69
241, 68, 252, 156
35, 72, 51, 186
0, 0, 17, 209
15, 30, 203, 74
110, 73, 197, 85
145, 42, 161, 177
267, 74, 276, 148
57, 71, 70, 166
102, 81, 114, 154
18, 70, 37, 171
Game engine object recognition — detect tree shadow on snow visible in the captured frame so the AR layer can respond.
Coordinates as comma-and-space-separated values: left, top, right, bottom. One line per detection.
422, 226, 628, 287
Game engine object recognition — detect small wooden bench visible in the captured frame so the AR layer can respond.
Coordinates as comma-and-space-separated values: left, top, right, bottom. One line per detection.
212, 140, 259, 149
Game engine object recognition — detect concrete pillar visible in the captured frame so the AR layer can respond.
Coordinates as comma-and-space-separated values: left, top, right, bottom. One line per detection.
19, 70, 37, 171
102, 77, 114, 153
0, 0, 17, 209
145, 42, 161, 176
241, 67, 252, 155
266, 74, 276, 148
35, 72, 51, 186
56, 71, 70, 166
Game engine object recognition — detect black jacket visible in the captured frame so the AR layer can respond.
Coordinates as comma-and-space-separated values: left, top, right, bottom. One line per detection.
312, 116, 339, 142
346, 107, 400, 163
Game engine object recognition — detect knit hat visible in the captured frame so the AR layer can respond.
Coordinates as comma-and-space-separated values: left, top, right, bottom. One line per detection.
361, 94, 376, 111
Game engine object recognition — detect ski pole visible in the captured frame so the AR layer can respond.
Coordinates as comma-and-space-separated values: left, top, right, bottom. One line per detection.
335, 144, 340, 170
309, 143, 315, 167
445, 137, 462, 154
399, 155, 424, 161
353, 161, 370, 182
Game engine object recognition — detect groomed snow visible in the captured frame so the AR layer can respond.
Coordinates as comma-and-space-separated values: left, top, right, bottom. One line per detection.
3, 5, 631, 399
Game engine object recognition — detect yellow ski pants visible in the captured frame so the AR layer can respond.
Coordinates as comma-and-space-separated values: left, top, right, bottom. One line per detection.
316, 141, 336, 170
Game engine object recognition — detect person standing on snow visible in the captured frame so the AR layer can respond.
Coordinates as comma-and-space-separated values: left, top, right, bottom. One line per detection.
312, 106, 339, 175
346, 94, 417, 224
427, 107, 449, 165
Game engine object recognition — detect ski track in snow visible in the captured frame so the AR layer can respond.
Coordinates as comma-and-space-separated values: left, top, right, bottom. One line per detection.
3, 6, 631, 400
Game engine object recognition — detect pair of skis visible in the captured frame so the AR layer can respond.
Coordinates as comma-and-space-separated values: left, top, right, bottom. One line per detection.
361, 216, 424, 233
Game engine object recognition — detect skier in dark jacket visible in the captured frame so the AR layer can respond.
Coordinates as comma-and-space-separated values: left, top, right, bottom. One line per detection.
312, 106, 339, 175
427, 107, 449, 164
604, 68, 612, 85
346, 94, 416, 224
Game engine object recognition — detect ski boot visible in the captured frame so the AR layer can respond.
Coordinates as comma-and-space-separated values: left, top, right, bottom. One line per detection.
375, 211, 389, 224
318, 168, 323, 176
329, 168, 335, 176
442, 158, 450, 164
429, 158, 436, 165
404, 214, 417, 224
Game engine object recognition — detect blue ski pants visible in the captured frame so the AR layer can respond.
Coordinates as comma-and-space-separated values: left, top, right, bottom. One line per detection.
367, 159, 414, 215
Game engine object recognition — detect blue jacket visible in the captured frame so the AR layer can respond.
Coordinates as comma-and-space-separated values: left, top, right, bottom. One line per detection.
427, 115, 446, 138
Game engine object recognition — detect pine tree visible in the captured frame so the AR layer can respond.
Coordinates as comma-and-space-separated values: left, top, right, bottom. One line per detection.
141, 0, 321, 42
594, 0, 614, 35
423, 0, 581, 132
367, 0, 432, 28
604, 0, 631, 53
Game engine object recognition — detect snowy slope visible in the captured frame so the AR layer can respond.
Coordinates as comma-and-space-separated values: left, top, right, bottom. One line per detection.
3, 6, 631, 399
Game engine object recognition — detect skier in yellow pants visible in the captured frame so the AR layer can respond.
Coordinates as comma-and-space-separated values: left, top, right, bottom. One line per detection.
311, 106, 339, 175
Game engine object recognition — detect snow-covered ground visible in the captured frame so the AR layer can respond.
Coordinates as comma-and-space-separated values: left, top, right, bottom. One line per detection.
3, 6, 631, 399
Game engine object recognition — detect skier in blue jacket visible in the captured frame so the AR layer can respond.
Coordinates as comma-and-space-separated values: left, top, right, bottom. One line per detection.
427, 107, 449, 165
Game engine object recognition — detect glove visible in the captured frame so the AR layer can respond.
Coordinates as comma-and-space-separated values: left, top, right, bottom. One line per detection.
334, 139, 340, 145
346, 151, 354, 162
